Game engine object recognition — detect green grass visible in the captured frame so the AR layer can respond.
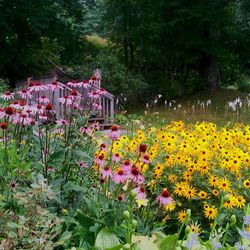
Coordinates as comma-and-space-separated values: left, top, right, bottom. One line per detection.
128, 89, 250, 127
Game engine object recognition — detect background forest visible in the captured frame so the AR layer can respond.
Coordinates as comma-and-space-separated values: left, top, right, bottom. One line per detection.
1, 0, 250, 103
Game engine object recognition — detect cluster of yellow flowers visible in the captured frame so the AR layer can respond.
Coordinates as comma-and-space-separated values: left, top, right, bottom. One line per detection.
98, 121, 250, 225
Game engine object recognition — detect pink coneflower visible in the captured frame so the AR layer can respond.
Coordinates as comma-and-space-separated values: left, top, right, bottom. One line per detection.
9, 180, 18, 190
38, 95, 50, 104
67, 80, 78, 88
156, 189, 173, 206
121, 160, 132, 173
112, 153, 121, 163
28, 82, 47, 92
101, 166, 113, 178
17, 89, 33, 99
117, 194, 125, 202
142, 154, 150, 164
93, 102, 102, 110
39, 113, 48, 121
72, 103, 80, 110
90, 122, 100, 131
109, 125, 120, 140
45, 103, 53, 111
22, 106, 33, 116
80, 126, 92, 135
139, 144, 147, 154
58, 95, 73, 106
134, 186, 147, 200
30, 119, 38, 126
18, 113, 32, 126
77, 80, 90, 88
112, 169, 127, 184
12, 112, 32, 126
0, 121, 8, 130
1, 91, 14, 100
11, 100, 20, 109
56, 119, 70, 126
130, 166, 145, 184
47, 81, 63, 92
95, 154, 105, 167
77, 161, 87, 169
48, 166, 55, 173
100, 143, 107, 151
0, 108, 6, 119
4, 106, 15, 116
69, 89, 81, 101
88, 91, 100, 99
35, 104, 45, 115
19, 100, 27, 108
97, 88, 106, 95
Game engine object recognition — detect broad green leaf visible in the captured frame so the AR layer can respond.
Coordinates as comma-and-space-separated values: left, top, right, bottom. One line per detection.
132, 235, 158, 250
158, 234, 178, 250
152, 231, 167, 241
94, 227, 120, 250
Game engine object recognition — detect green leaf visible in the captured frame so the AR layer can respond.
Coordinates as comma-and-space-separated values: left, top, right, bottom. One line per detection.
73, 149, 92, 160
158, 234, 178, 250
152, 231, 167, 241
94, 227, 120, 250
132, 235, 158, 250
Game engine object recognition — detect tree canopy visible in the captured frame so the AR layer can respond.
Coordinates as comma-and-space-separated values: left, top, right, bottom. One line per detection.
0, 0, 250, 99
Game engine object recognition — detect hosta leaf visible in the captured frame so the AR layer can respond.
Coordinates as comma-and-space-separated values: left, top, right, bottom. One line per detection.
94, 227, 120, 250
158, 234, 178, 250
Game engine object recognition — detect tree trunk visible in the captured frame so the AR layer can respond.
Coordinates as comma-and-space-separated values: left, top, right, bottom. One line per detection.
199, 54, 220, 90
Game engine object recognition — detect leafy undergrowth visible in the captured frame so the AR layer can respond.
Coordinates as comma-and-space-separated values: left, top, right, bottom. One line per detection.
0, 82, 250, 249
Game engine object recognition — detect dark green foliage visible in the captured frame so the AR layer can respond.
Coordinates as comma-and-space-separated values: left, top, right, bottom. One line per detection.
102, 0, 250, 97
0, 0, 86, 84
1, 0, 250, 99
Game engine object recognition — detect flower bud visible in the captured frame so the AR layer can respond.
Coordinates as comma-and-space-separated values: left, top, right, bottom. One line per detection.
0, 121, 8, 130
132, 219, 137, 228
185, 226, 190, 234
230, 214, 236, 225
130, 190, 137, 199
123, 243, 130, 250
223, 194, 230, 202
123, 210, 130, 220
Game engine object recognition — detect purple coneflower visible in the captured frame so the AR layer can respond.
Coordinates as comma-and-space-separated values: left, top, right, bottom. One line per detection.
17, 89, 33, 99
77, 80, 90, 88
121, 160, 132, 173
12, 113, 32, 126
109, 125, 120, 140
112, 153, 121, 163
67, 80, 78, 88
142, 154, 150, 164
58, 96, 73, 106
134, 186, 147, 200
156, 189, 173, 206
101, 166, 113, 178
56, 119, 70, 126
28, 82, 47, 92
112, 169, 127, 184
130, 166, 145, 184
95, 154, 105, 167
1, 91, 14, 100
88, 91, 100, 100
38, 95, 50, 104
47, 81, 63, 92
